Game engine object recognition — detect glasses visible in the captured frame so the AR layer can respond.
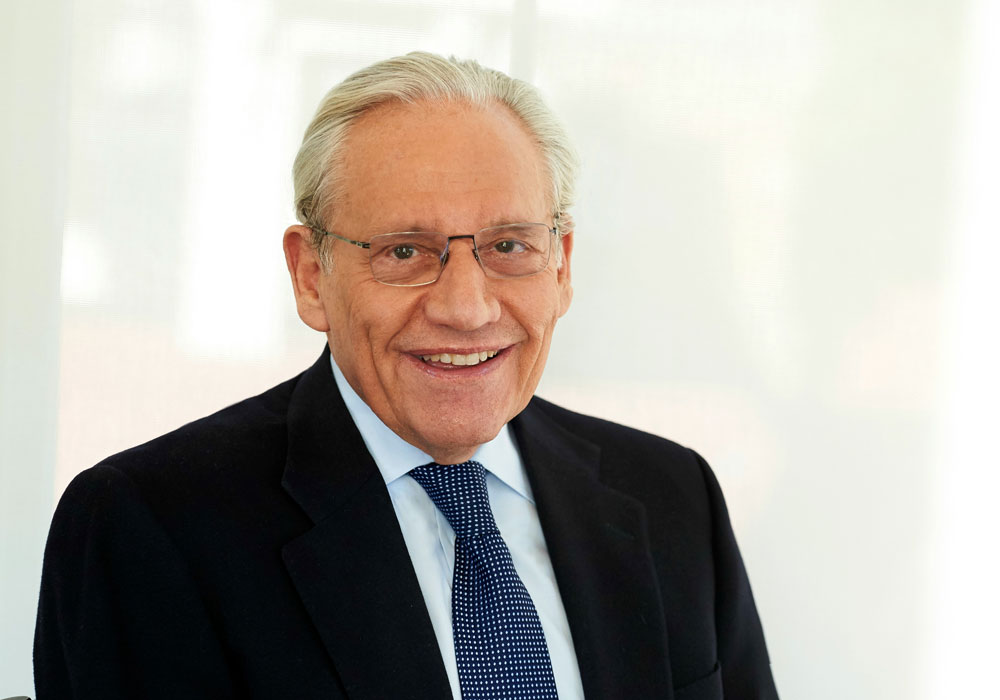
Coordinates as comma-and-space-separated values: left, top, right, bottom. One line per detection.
313, 222, 559, 287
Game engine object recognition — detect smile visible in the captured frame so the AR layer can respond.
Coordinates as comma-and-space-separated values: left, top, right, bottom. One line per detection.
419, 350, 500, 367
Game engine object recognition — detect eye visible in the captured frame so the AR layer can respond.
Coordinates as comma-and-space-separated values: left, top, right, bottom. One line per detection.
493, 239, 527, 254
392, 245, 416, 260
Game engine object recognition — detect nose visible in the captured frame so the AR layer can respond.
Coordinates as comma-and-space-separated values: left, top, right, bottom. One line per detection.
422, 239, 501, 330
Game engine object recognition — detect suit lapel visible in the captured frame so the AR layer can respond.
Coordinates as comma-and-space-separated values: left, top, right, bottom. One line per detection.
512, 400, 675, 698
280, 350, 453, 700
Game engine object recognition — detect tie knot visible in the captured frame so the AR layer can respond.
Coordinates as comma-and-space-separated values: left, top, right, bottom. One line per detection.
409, 460, 498, 539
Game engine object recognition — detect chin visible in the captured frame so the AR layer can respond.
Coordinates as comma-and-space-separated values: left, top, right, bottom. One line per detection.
412, 416, 506, 463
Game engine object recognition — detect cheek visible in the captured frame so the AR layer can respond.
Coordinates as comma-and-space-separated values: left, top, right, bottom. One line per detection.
325, 274, 374, 332
524, 280, 564, 330
345, 288, 421, 364
322, 279, 379, 362
510, 286, 563, 359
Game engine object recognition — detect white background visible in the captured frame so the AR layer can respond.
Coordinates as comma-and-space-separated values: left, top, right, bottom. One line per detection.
2, 0, 999, 697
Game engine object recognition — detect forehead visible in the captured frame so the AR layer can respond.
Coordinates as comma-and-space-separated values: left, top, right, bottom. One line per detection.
334, 99, 550, 232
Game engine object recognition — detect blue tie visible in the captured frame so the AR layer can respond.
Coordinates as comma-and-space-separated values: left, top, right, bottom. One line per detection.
410, 460, 559, 699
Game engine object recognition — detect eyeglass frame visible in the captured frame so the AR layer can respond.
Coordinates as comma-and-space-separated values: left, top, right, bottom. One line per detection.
310, 217, 564, 287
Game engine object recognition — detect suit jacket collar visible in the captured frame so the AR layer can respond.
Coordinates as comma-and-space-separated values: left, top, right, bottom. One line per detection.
280, 349, 453, 699
512, 400, 675, 697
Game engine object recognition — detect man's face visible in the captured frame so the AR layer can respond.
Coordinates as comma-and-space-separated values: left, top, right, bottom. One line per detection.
293, 100, 572, 464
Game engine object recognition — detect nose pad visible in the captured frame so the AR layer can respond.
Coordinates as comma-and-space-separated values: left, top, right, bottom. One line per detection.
439, 237, 484, 279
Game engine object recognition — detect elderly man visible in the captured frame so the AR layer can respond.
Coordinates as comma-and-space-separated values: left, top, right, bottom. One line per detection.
34, 53, 778, 699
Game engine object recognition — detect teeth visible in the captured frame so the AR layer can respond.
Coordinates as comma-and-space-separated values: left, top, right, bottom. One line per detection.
420, 350, 500, 365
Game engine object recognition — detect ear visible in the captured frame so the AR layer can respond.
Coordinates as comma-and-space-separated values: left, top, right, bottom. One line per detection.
556, 231, 573, 317
283, 225, 331, 332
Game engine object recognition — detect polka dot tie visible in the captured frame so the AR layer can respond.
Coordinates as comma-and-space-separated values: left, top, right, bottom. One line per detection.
410, 460, 559, 699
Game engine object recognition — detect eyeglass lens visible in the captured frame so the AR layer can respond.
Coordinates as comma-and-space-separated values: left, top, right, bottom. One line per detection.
368, 223, 552, 286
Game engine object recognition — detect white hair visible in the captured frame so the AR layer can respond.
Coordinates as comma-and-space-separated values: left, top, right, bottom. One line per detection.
291, 51, 579, 268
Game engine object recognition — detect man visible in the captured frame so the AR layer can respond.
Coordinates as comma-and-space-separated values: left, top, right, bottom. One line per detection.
34, 53, 778, 699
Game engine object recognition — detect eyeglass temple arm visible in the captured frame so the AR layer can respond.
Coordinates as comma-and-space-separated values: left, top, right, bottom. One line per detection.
316, 229, 371, 249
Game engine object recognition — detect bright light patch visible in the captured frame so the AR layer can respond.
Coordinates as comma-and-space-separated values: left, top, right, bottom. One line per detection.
60, 222, 108, 305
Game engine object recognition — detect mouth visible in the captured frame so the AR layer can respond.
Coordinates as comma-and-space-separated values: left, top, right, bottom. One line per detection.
418, 349, 501, 367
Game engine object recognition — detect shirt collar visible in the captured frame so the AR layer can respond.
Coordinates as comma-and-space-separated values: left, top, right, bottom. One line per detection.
329, 355, 533, 503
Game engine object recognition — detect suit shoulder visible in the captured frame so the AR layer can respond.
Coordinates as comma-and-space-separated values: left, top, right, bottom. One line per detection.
529, 394, 698, 462
527, 394, 711, 497
89, 372, 303, 500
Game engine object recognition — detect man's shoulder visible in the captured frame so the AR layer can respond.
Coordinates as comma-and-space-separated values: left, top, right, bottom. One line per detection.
524, 395, 710, 495
527, 394, 696, 461
70, 371, 307, 513
108, 372, 299, 469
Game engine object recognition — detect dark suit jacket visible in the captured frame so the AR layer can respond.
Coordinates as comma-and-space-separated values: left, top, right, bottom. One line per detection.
34, 349, 778, 699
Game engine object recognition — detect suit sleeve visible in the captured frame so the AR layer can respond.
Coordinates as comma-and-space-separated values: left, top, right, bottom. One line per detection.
34, 465, 237, 699
693, 450, 780, 699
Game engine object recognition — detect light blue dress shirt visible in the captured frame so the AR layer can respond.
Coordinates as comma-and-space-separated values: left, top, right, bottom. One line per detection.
330, 358, 584, 700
